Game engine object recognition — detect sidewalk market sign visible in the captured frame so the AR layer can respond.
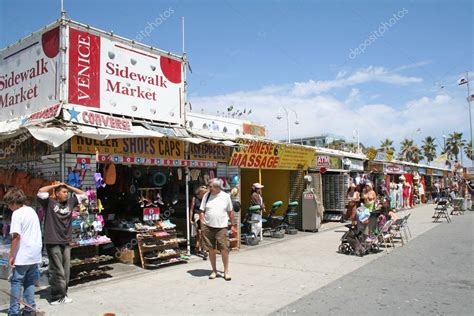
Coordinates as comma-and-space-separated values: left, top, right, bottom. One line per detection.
0, 26, 60, 121
229, 139, 315, 170
1, 19, 185, 131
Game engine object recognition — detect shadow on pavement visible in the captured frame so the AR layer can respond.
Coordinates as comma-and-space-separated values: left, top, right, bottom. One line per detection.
186, 269, 212, 278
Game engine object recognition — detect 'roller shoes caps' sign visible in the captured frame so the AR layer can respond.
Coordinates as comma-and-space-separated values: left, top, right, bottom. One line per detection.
68, 26, 184, 124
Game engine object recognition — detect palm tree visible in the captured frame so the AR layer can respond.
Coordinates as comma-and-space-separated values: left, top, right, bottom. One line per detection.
409, 146, 423, 163
346, 142, 357, 153
446, 132, 466, 161
326, 140, 345, 151
399, 138, 414, 161
379, 138, 395, 154
464, 141, 473, 160
422, 136, 438, 164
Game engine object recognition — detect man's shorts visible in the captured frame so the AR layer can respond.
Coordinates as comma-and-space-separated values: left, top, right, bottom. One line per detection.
201, 224, 229, 251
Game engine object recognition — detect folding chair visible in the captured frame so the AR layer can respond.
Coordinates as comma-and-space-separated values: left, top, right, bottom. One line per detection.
377, 219, 394, 253
401, 213, 412, 240
433, 200, 451, 223
451, 198, 464, 215
390, 218, 406, 246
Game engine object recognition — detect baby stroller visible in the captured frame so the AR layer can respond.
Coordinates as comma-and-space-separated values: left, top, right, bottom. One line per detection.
338, 224, 378, 256
339, 211, 381, 256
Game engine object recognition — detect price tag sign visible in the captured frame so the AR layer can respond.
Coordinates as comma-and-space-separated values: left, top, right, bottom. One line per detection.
143, 207, 160, 221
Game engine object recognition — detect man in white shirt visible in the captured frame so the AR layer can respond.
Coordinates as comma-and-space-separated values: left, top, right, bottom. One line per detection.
200, 178, 236, 281
4, 188, 42, 316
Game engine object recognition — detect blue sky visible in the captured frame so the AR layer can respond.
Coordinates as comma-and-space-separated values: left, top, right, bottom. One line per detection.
1, 0, 473, 160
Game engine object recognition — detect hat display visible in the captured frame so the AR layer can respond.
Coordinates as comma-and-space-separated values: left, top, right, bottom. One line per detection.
252, 183, 264, 189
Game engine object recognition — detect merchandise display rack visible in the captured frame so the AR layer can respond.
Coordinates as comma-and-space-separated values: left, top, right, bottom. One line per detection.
137, 229, 188, 269
322, 174, 350, 221
69, 242, 114, 284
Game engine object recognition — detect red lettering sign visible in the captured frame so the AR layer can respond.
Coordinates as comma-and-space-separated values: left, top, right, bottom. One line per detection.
68, 28, 100, 108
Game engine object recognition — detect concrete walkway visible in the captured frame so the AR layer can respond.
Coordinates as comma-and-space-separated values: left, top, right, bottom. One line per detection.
0, 204, 456, 315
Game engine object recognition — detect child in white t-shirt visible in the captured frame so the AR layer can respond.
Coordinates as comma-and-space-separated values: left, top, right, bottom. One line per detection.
4, 188, 42, 315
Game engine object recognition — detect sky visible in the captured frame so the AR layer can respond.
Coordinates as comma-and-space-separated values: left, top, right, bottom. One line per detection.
1, 0, 473, 161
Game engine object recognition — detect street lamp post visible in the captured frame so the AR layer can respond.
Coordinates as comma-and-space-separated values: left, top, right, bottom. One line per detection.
353, 130, 360, 153
277, 107, 299, 144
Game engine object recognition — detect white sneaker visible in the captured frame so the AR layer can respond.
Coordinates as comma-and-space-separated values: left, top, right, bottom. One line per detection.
50, 296, 73, 305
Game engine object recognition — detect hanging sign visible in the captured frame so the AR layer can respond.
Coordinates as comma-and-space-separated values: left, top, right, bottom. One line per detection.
71, 136, 184, 159
229, 139, 315, 170
384, 164, 404, 174
63, 105, 132, 132
329, 157, 341, 170
348, 159, 364, 171
143, 207, 160, 221
189, 144, 229, 162
97, 154, 218, 168
316, 156, 330, 167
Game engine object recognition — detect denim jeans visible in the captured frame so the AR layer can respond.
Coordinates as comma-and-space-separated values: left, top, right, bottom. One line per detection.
8, 264, 40, 316
46, 244, 71, 301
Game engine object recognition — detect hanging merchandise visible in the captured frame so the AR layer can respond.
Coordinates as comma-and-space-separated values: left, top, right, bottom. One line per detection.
209, 170, 215, 179
152, 172, 167, 187
190, 169, 201, 181
177, 168, 183, 181
203, 173, 210, 184
104, 163, 117, 185
133, 169, 142, 179
220, 177, 231, 191
94, 173, 106, 188
230, 175, 240, 186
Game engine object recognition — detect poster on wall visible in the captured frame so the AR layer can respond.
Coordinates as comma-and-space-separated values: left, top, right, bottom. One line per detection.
0, 25, 61, 121
67, 25, 184, 125
229, 139, 315, 170
70, 136, 184, 159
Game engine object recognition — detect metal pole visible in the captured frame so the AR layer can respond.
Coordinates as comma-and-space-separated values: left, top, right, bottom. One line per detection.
259, 168, 263, 241
182, 17, 185, 54
357, 130, 360, 154
466, 71, 473, 167
60, 0, 66, 19
185, 166, 191, 255
286, 108, 291, 144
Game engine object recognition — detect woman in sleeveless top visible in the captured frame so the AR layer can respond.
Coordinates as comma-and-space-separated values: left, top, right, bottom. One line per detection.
190, 186, 208, 256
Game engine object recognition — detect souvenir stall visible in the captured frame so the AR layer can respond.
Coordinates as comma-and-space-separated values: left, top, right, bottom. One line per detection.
0, 136, 117, 282
71, 137, 234, 268
383, 163, 405, 210
0, 16, 194, 278
228, 139, 315, 242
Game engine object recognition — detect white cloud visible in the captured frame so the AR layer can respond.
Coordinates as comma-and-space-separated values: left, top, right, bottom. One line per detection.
291, 66, 423, 97
189, 67, 468, 150
345, 88, 360, 104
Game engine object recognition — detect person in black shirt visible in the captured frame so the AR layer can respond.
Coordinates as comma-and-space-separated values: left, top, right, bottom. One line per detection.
37, 182, 86, 305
